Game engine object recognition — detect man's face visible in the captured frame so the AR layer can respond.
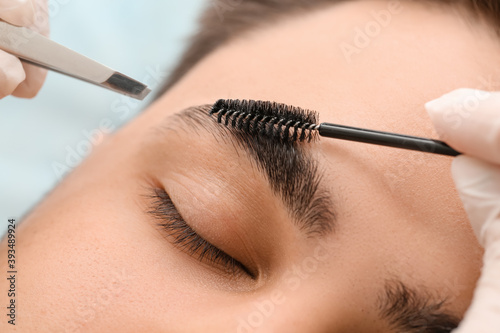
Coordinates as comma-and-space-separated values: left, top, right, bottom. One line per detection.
2, 1, 498, 332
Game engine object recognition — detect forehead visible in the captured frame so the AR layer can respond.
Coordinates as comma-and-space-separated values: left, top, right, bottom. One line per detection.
165, 0, 499, 125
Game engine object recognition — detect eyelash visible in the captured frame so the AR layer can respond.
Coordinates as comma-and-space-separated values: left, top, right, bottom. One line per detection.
147, 187, 254, 278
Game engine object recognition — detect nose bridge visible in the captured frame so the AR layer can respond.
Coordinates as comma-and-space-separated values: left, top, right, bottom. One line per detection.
232, 241, 343, 333
234, 300, 382, 333
230, 275, 386, 333
232, 289, 336, 333
234, 307, 322, 333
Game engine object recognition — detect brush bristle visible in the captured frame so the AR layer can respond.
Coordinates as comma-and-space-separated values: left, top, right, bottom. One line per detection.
210, 99, 319, 143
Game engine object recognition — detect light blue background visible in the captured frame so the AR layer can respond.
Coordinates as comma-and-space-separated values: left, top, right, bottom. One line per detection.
0, 1, 205, 236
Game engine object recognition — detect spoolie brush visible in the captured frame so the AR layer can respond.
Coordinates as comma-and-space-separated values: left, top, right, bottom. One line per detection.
210, 99, 460, 156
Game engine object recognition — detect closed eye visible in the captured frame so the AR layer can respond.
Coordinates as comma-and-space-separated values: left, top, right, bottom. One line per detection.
147, 187, 255, 279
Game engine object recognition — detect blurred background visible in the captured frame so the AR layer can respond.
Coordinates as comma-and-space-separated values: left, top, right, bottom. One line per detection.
0, 0, 206, 236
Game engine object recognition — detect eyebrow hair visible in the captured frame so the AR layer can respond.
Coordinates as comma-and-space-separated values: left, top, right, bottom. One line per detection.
166, 104, 335, 236
379, 280, 460, 333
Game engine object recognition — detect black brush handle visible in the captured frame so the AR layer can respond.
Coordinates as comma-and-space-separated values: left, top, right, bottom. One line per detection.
318, 123, 460, 156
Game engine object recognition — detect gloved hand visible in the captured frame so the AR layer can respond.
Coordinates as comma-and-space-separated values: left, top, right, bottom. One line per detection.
0, 0, 48, 99
426, 88, 500, 333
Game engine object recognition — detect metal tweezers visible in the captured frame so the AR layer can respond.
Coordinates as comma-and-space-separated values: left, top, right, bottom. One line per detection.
0, 21, 151, 100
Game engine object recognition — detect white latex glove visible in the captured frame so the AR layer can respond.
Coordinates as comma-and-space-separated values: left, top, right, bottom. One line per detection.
0, 0, 48, 99
426, 88, 500, 333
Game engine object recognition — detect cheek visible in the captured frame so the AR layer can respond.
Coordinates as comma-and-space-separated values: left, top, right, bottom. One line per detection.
12, 189, 137, 329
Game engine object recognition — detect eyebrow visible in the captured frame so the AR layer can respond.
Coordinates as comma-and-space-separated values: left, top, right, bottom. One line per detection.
379, 280, 460, 333
165, 104, 335, 236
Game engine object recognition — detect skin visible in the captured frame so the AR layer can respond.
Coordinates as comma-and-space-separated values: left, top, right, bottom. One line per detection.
2, 1, 500, 331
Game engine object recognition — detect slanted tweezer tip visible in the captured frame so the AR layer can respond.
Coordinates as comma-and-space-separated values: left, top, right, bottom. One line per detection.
103, 72, 151, 100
